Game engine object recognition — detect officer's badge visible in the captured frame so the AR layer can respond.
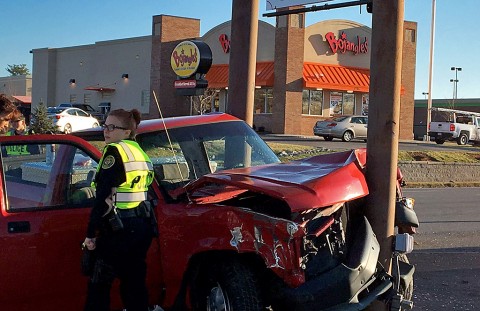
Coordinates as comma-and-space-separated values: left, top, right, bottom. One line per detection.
102, 155, 115, 169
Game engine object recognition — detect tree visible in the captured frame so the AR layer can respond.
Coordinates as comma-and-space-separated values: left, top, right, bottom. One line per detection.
191, 88, 218, 115
30, 102, 58, 134
6, 64, 30, 76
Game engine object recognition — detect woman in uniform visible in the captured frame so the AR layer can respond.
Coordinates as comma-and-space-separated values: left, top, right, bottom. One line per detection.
83, 109, 154, 311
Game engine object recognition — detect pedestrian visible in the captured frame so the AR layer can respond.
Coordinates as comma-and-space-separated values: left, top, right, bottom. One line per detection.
0, 94, 18, 135
8, 109, 31, 135
5, 109, 38, 155
83, 108, 155, 311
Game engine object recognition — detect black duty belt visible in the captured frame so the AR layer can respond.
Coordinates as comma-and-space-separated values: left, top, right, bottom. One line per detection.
116, 208, 138, 218
115, 202, 152, 218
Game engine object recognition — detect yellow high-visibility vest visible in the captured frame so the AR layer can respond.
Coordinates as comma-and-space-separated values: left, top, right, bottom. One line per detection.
94, 140, 153, 209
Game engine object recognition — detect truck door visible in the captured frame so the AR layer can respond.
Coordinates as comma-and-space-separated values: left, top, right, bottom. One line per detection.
476, 117, 480, 140
0, 136, 100, 310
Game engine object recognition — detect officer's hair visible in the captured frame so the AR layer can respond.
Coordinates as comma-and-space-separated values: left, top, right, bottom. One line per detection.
107, 109, 141, 139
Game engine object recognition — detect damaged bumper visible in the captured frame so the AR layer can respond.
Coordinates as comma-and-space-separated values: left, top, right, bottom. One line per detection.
279, 217, 393, 311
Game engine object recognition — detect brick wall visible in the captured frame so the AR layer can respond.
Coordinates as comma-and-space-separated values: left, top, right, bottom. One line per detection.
272, 12, 305, 134
150, 15, 200, 118
399, 21, 417, 140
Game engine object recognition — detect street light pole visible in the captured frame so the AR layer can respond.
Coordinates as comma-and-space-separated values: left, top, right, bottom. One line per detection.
450, 66, 462, 109
426, 0, 436, 142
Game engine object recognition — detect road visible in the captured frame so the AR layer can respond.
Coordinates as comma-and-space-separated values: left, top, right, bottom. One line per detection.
403, 188, 480, 310
260, 134, 480, 152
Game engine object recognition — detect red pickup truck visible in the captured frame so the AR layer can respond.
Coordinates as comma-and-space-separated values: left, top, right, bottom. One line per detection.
0, 113, 415, 310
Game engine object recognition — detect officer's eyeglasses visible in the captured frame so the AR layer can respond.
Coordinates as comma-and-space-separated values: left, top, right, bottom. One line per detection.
102, 124, 128, 131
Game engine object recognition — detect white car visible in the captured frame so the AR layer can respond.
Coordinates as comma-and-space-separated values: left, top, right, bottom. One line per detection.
48, 107, 100, 134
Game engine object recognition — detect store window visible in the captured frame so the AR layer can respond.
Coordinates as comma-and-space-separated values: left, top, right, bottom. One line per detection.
329, 92, 356, 116
302, 89, 323, 115
83, 93, 92, 105
361, 94, 369, 116
254, 88, 273, 114
343, 93, 355, 115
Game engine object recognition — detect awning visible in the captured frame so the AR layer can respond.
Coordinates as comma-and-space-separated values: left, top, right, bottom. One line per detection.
206, 62, 274, 89
12, 96, 32, 104
303, 62, 370, 93
84, 86, 115, 93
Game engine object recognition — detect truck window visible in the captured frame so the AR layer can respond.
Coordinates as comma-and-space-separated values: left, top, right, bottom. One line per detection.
2, 143, 98, 211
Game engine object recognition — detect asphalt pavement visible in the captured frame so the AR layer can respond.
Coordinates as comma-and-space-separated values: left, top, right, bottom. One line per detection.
402, 188, 480, 310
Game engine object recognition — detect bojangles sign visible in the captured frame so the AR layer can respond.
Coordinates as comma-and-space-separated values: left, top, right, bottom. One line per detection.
325, 32, 368, 55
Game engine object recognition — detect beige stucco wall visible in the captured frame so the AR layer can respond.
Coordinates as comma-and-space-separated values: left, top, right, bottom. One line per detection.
304, 19, 371, 68
202, 20, 276, 64
32, 36, 151, 113
0, 75, 32, 97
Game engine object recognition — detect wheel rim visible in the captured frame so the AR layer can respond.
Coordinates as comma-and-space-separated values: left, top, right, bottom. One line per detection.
207, 283, 230, 311
344, 131, 353, 141
64, 124, 72, 134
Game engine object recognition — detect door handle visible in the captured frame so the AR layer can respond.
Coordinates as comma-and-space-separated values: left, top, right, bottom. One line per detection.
8, 221, 31, 233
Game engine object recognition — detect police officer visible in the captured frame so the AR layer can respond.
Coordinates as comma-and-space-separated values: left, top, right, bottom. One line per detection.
83, 108, 154, 311
5, 110, 32, 155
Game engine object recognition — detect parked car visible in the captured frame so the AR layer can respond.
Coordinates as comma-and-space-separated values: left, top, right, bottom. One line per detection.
313, 115, 368, 142
0, 113, 416, 310
47, 107, 100, 134
57, 103, 105, 123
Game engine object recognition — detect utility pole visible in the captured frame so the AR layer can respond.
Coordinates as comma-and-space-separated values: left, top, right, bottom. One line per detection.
365, 0, 404, 310
227, 0, 259, 126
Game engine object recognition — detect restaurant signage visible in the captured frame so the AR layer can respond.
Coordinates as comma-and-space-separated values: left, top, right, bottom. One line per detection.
325, 32, 368, 55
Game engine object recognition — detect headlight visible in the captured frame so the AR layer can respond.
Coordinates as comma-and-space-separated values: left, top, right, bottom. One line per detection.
403, 197, 415, 209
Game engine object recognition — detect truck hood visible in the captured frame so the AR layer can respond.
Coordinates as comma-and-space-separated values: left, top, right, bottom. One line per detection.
186, 149, 369, 212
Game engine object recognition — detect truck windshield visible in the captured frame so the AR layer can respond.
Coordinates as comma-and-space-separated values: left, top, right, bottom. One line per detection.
137, 121, 280, 181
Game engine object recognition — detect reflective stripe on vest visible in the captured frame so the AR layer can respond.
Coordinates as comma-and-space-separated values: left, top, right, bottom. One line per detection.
114, 192, 148, 202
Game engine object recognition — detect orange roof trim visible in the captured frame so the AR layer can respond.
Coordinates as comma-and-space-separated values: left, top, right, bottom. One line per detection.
303, 62, 370, 93
206, 62, 274, 89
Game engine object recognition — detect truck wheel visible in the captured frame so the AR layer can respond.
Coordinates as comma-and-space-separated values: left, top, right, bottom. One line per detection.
435, 138, 445, 144
342, 130, 354, 142
392, 254, 414, 301
190, 259, 263, 311
457, 133, 468, 145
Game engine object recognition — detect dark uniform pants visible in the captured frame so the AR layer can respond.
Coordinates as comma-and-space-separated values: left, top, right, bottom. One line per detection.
84, 216, 153, 311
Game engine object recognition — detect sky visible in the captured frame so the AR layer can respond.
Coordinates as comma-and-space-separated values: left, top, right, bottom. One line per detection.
1, 0, 478, 100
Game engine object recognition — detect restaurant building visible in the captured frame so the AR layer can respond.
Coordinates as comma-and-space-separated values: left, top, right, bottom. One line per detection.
32, 14, 417, 139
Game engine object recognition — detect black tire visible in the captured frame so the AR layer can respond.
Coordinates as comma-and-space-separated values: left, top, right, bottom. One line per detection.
457, 133, 468, 145
323, 135, 334, 141
392, 254, 414, 302
435, 138, 445, 144
64, 123, 72, 134
342, 130, 354, 142
190, 259, 264, 311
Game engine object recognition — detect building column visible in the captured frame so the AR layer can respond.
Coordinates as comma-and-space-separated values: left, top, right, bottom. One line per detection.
150, 15, 200, 118
272, 8, 305, 134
